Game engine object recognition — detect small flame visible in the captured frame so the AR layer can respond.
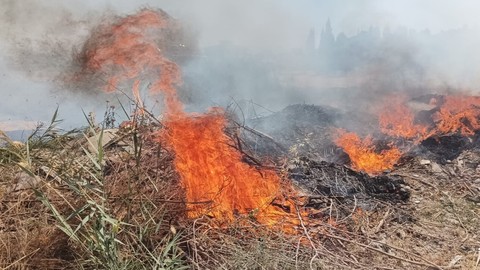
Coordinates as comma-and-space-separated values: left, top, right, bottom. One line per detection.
334, 130, 402, 174
378, 95, 429, 141
337, 94, 480, 175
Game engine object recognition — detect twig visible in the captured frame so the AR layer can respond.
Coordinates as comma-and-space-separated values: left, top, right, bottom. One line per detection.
229, 97, 246, 127
228, 134, 264, 167
247, 99, 277, 114
339, 195, 357, 223
328, 198, 333, 221
295, 205, 319, 270
476, 247, 480, 267
233, 122, 288, 152
374, 208, 391, 233
315, 230, 444, 269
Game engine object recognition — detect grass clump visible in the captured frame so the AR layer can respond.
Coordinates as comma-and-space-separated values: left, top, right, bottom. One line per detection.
0, 108, 187, 269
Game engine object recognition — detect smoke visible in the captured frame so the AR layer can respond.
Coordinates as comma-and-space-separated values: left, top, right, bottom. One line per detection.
0, 0, 197, 127
0, 0, 98, 80
1, 0, 480, 129
0, 0, 105, 127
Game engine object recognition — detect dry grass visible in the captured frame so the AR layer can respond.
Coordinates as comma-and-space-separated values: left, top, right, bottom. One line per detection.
0, 111, 187, 269
381, 158, 480, 269
0, 108, 479, 269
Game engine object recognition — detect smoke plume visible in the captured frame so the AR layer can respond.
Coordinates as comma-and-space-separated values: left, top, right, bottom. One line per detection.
1, 0, 480, 128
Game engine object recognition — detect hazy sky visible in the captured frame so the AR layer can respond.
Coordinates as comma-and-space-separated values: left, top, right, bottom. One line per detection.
1, 0, 479, 128
86, 0, 480, 48
3, 0, 478, 48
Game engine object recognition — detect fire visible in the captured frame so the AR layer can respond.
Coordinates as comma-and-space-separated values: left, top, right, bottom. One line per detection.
80, 9, 183, 115
378, 94, 480, 138
334, 130, 402, 174
338, 94, 480, 175
433, 95, 480, 136
82, 9, 300, 229
163, 109, 298, 226
378, 95, 429, 141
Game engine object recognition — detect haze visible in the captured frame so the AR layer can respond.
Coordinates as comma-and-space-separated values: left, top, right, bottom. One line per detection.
1, 0, 479, 130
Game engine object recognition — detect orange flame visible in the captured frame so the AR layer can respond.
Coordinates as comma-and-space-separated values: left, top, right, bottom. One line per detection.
378, 95, 429, 141
163, 109, 299, 227
85, 9, 301, 230
433, 95, 480, 136
334, 130, 402, 174
82, 9, 183, 115
338, 94, 480, 175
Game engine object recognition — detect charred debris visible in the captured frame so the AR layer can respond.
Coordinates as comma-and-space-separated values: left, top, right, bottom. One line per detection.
232, 98, 480, 207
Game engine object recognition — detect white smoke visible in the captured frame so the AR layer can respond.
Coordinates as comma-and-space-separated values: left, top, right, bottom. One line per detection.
1, 0, 480, 130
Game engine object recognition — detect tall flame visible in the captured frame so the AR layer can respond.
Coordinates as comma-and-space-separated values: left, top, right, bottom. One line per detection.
81, 9, 183, 115
163, 109, 298, 226
82, 9, 299, 229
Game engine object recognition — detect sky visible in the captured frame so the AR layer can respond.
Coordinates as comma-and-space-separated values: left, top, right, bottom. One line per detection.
1, 0, 480, 129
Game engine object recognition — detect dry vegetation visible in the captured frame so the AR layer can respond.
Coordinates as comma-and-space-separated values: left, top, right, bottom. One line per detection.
0, 107, 479, 270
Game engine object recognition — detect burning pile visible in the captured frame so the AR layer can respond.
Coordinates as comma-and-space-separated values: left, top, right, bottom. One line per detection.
78, 9, 300, 229
334, 93, 480, 174
433, 95, 480, 136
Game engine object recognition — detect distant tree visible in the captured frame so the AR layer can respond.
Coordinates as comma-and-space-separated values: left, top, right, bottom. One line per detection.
334, 32, 352, 73
318, 19, 336, 73
319, 19, 335, 49
305, 28, 316, 55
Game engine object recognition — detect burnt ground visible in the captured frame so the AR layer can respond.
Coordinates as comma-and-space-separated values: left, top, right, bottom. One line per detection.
288, 153, 480, 269
236, 104, 480, 269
